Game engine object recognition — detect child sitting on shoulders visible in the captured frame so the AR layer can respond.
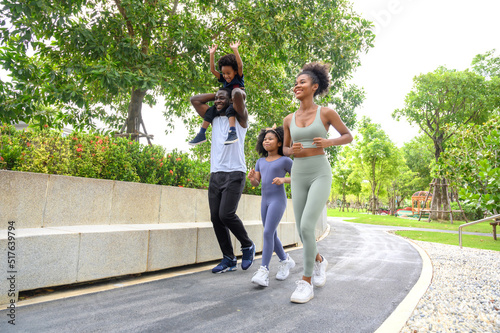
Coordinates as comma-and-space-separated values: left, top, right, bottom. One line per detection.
189, 42, 246, 146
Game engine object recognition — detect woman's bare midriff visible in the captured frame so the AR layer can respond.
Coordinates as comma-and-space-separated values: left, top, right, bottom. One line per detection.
293, 147, 325, 158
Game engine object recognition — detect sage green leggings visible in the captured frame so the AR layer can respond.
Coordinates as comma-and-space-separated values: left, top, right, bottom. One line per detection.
291, 155, 332, 277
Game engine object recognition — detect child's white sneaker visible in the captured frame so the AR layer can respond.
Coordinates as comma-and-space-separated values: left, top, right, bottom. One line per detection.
312, 256, 328, 287
276, 254, 295, 280
290, 280, 314, 303
251, 266, 269, 287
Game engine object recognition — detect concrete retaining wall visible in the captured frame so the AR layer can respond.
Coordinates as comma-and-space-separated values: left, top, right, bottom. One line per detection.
0, 170, 327, 306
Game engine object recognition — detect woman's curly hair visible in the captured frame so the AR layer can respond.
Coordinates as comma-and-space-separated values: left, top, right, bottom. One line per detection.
256, 126, 285, 157
298, 62, 331, 97
218, 54, 238, 72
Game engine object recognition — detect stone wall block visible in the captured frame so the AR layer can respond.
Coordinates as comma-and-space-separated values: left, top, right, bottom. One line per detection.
146, 225, 198, 271
110, 182, 161, 224
0, 171, 48, 229
44, 175, 113, 227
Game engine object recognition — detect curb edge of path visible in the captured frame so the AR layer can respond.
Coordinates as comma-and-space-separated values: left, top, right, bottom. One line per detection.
374, 235, 433, 333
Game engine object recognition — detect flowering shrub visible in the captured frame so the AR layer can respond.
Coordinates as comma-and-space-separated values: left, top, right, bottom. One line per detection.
0, 124, 210, 189
1, 124, 275, 195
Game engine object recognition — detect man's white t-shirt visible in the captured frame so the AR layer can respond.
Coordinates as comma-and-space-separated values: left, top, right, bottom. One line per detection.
210, 116, 247, 173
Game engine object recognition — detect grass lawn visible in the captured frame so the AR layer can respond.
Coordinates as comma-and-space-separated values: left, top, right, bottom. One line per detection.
327, 209, 499, 251
395, 231, 500, 252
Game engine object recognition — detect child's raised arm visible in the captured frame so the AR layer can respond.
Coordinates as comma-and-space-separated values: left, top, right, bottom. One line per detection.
209, 44, 221, 80
230, 41, 243, 77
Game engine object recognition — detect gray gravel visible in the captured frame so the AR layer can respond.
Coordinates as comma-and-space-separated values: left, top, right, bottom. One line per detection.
401, 241, 500, 333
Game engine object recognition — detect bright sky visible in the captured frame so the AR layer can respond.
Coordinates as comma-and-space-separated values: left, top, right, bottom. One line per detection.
142, 0, 500, 152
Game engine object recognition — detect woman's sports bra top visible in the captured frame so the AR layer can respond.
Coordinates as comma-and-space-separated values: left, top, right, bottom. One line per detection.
290, 106, 327, 148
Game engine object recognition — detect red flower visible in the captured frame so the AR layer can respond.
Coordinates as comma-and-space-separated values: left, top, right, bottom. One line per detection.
187, 179, 190, 182
151, 157, 155, 160
169, 170, 173, 174
76, 148, 83, 152
160, 162, 163, 167
72, 137, 78, 141
26, 142, 31, 147
92, 154, 95, 156
0, 156, 4, 161
97, 140, 103, 144
176, 157, 181, 161
128, 142, 133, 145
43, 124, 48, 128
178, 185, 183, 187
168, 155, 171, 158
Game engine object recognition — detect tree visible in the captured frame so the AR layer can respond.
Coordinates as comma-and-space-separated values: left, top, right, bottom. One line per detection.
471, 49, 500, 79
0, 0, 374, 144
332, 146, 356, 212
402, 134, 434, 192
438, 116, 500, 216
386, 162, 417, 214
351, 117, 399, 214
393, 66, 499, 220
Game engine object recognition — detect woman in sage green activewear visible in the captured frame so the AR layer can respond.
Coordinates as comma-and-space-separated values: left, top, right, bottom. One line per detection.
283, 62, 353, 304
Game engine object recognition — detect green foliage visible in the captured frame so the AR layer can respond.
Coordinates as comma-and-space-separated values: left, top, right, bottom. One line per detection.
0, 124, 24, 169
395, 231, 500, 252
471, 49, 500, 78
0, 125, 212, 189
402, 134, 434, 191
332, 146, 359, 208
438, 116, 500, 215
349, 117, 399, 212
450, 202, 482, 222
393, 66, 498, 161
327, 209, 493, 234
0, 0, 374, 150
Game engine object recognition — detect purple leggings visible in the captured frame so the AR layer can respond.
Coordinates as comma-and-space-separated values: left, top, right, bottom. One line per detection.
260, 195, 287, 268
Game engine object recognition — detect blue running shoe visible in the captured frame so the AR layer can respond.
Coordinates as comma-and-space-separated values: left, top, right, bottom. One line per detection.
241, 243, 255, 270
188, 131, 207, 146
212, 256, 237, 273
224, 130, 238, 145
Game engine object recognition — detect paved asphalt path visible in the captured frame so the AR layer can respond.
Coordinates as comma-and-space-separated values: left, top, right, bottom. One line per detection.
1, 218, 422, 333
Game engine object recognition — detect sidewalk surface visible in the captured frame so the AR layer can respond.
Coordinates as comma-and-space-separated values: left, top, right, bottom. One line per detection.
1, 218, 423, 333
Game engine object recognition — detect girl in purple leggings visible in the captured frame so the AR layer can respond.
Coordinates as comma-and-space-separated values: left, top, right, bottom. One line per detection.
247, 125, 295, 287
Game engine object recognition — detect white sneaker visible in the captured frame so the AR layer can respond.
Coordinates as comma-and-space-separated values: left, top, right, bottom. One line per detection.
290, 280, 314, 303
276, 254, 296, 280
312, 256, 328, 287
251, 266, 269, 287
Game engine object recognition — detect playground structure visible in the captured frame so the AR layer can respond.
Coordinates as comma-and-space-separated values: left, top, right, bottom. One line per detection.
412, 191, 432, 216
393, 191, 432, 218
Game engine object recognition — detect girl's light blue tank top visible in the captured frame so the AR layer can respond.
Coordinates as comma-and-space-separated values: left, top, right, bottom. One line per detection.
290, 106, 328, 148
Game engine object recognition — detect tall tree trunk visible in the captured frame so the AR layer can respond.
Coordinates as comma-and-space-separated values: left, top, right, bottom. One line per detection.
126, 89, 147, 141
430, 178, 451, 221
341, 191, 347, 212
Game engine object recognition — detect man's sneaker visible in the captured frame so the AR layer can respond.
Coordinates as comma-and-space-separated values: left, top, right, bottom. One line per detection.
290, 280, 314, 304
212, 256, 237, 273
251, 266, 269, 287
188, 131, 207, 146
241, 243, 255, 270
312, 255, 328, 287
224, 130, 238, 145
276, 254, 295, 281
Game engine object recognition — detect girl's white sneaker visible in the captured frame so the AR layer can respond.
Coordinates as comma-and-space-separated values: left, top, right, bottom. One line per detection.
251, 266, 269, 287
276, 254, 295, 280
